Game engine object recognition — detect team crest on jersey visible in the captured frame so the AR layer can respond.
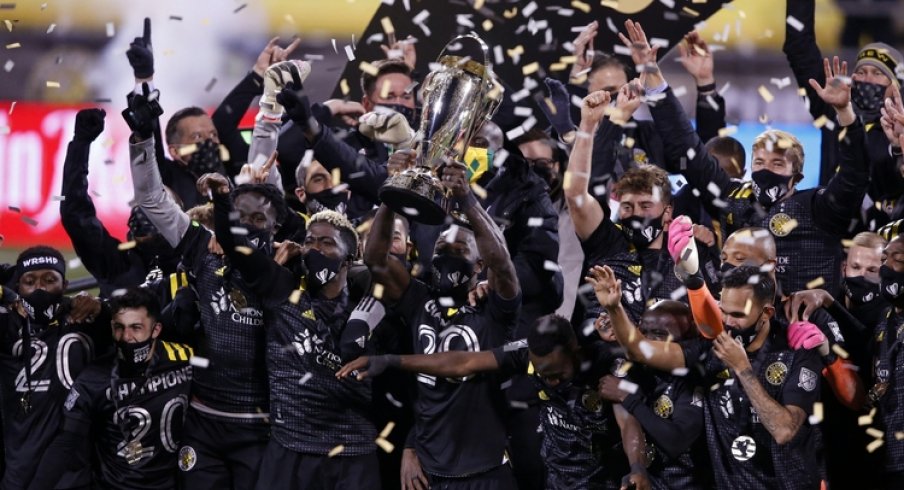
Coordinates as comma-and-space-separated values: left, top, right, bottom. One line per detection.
612, 358, 630, 378
719, 390, 734, 419
798, 367, 817, 392
653, 394, 674, 418
582, 390, 602, 413
765, 362, 788, 386
731, 435, 757, 461
178, 446, 197, 471
627, 265, 642, 276
768, 213, 795, 237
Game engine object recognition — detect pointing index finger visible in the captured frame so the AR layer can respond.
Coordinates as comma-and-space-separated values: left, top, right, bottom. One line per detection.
262, 151, 278, 172
143, 17, 152, 43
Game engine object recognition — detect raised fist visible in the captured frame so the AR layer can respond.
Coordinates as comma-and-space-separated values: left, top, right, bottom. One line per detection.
73, 108, 106, 143
260, 60, 312, 118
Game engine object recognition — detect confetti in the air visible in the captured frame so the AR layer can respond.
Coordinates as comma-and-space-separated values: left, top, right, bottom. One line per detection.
328, 445, 345, 457
189, 356, 210, 368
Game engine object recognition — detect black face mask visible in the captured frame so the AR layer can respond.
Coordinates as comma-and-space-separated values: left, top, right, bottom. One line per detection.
879, 264, 904, 305
851, 81, 887, 121
375, 103, 418, 128
117, 338, 155, 372
621, 214, 664, 250
306, 189, 349, 215
725, 313, 763, 349
720, 261, 736, 277
21, 289, 63, 324
303, 249, 344, 293
430, 254, 475, 305
751, 169, 793, 207
186, 139, 225, 178
843, 275, 881, 305
245, 226, 274, 257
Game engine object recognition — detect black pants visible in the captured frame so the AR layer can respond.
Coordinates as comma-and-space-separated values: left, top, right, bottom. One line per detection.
177, 408, 270, 490
427, 464, 517, 490
254, 440, 380, 490
506, 402, 546, 490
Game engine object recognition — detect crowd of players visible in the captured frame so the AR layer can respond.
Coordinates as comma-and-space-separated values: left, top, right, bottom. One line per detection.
1, 1, 904, 489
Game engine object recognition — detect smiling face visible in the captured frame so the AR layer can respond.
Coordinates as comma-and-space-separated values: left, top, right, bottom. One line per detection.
112, 307, 161, 345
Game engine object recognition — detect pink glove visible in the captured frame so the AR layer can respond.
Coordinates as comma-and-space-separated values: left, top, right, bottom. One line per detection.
788, 321, 830, 357
667, 215, 698, 276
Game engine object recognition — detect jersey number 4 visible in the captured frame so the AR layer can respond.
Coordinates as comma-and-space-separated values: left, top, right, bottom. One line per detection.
12, 333, 93, 393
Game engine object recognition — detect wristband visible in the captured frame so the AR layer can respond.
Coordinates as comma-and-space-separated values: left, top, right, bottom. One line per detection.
696, 82, 717, 93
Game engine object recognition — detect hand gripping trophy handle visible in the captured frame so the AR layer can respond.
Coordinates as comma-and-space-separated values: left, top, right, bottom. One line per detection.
378, 32, 504, 225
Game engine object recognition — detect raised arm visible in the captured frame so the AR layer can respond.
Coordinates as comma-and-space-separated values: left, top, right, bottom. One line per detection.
587, 265, 686, 371
336, 350, 500, 381
782, 0, 833, 122
125, 88, 191, 248
677, 31, 726, 144
810, 57, 870, 235
60, 109, 132, 282
564, 90, 610, 241
442, 163, 519, 300
362, 204, 411, 303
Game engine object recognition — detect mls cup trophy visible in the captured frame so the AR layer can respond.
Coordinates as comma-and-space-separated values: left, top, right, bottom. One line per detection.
378, 33, 503, 225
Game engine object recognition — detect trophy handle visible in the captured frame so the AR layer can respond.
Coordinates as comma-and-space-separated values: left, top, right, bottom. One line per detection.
437, 32, 494, 79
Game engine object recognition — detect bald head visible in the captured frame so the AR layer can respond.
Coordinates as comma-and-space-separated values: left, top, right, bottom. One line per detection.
722, 227, 777, 269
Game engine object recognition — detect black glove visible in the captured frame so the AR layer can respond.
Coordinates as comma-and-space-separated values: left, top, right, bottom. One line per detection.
276, 83, 319, 137
536, 77, 575, 137
73, 108, 106, 143
126, 18, 154, 79
121, 82, 163, 139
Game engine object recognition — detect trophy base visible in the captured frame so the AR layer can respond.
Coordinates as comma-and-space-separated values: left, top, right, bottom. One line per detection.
379, 170, 448, 225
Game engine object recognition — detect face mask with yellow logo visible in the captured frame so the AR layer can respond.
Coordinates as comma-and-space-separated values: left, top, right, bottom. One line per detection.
462, 146, 494, 183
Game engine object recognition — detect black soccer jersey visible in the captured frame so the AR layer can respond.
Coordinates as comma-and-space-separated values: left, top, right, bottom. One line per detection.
681, 322, 824, 489
394, 280, 520, 478
62, 342, 193, 489
0, 299, 111, 488
178, 222, 269, 422
579, 216, 720, 324
494, 340, 624, 489
873, 310, 904, 473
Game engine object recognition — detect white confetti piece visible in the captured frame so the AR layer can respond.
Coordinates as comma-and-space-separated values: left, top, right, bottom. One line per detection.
3, 60, 12, 72
527, 216, 543, 227
67, 257, 82, 270
786, 15, 804, 32
809, 401, 823, 424
105, 22, 115, 38
659, 0, 675, 8
522, 1, 538, 17
543, 260, 561, 272
385, 393, 403, 408
299, 372, 313, 385
505, 126, 525, 140
617, 379, 638, 394
671, 367, 689, 376
638, 340, 654, 359
190, 356, 210, 368
344, 45, 355, 61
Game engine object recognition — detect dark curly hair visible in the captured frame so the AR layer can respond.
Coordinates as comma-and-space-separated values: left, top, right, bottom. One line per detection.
110, 287, 161, 322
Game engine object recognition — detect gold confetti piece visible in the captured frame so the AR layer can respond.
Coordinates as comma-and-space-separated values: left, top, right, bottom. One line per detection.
503, 7, 518, 18
482, 19, 493, 31
718, 126, 737, 137
470, 183, 487, 199
357, 62, 379, 78
331, 167, 341, 186
235, 246, 253, 256
858, 415, 873, 426
474, 0, 485, 9
809, 402, 823, 424
376, 437, 395, 453
380, 16, 395, 35
682, 6, 700, 17
896, 432, 904, 441
758, 85, 774, 103
805, 277, 825, 289
624, 137, 636, 149
571, 0, 590, 13
831, 344, 850, 359
380, 79, 391, 99
117, 241, 137, 251
743, 298, 753, 315
692, 0, 707, 3
813, 115, 829, 129
289, 289, 302, 304
544, 97, 557, 115
380, 421, 396, 438
46, 80, 60, 88
4, 20, 11, 32
837, 127, 848, 142
6, 42, 20, 49
522, 62, 540, 75
867, 439, 884, 453
340, 79, 350, 96
549, 62, 567, 72
372, 283, 385, 300
506, 45, 524, 58
328, 445, 345, 457
866, 427, 884, 439
284, 14, 295, 25
178, 143, 198, 156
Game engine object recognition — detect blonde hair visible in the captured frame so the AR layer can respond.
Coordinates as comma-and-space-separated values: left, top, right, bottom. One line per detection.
851, 231, 886, 250
310, 210, 359, 257
752, 130, 804, 178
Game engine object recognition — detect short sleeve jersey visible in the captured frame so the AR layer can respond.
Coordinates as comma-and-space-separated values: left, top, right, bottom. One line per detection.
394, 280, 520, 477
62, 343, 193, 489
681, 323, 824, 489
